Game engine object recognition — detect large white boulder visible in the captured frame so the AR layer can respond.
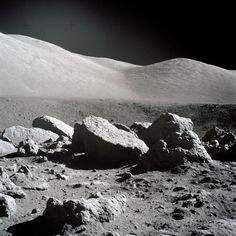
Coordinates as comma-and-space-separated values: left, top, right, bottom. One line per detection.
72, 116, 148, 164
1, 125, 59, 146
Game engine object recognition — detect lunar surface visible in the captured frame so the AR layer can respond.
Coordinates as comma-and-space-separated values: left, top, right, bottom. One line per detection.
0, 33, 236, 236
1, 32, 236, 103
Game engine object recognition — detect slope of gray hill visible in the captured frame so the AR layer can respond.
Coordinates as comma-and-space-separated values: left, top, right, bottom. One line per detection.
0, 32, 236, 103
126, 58, 236, 103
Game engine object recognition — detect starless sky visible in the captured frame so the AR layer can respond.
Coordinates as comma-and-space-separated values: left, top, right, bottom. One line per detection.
0, 0, 235, 68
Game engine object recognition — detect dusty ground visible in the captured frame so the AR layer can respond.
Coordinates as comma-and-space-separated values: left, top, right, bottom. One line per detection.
0, 97, 235, 136
0, 97, 236, 236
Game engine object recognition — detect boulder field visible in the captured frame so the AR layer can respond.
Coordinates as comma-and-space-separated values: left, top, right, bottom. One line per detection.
0, 113, 235, 235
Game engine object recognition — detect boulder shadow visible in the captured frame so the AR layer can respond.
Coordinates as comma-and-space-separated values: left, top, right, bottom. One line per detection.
47, 152, 136, 170
7, 216, 63, 236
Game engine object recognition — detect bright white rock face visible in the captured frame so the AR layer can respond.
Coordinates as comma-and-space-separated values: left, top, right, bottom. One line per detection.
1, 125, 59, 146
0, 140, 17, 157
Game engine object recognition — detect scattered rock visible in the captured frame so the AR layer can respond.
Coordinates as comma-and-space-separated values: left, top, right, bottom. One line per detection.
32, 115, 74, 139
5, 164, 17, 173
33, 156, 48, 163
173, 186, 187, 192
172, 208, 186, 220
203, 139, 219, 153
116, 172, 133, 183
72, 116, 148, 164
130, 122, 152, 139
56, 173, 68, 180
38, 137, 71, 158
139, 113, 212, 171
1, 126, 59, 146
0, 193, 17, 217
211, 142, 236, 161
0, 139, 17, 157
43, 194, 126, 227
18, 139, 39, 156
202, 126, 236, 161
0, 167, 26, 198
202, 126, 225, 142
10, 165, 49, 190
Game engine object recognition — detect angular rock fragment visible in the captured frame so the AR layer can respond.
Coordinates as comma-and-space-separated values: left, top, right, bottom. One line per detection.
43, 194, 126, 227
142, 113, 194, 147
18, 139, 39, 156
0, 193, 17, 217
0, 139, 17, 157
10, 165, 49, 190
0, 167, 26, 198
1, 126, 59, 146
140, 113, 212, 171
72, 116, 148, 164
33, 115, 74, 139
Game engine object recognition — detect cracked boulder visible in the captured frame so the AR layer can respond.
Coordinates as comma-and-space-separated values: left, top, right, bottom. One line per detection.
72, 116, 148, 164
140, 113, 212, 171
33, 115, 74, 139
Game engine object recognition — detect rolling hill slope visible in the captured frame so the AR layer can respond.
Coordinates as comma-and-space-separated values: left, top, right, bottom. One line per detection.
0, 32, 236, 103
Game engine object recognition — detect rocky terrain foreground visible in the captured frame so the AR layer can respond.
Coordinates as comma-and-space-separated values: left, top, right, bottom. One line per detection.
0, 109, 236, 236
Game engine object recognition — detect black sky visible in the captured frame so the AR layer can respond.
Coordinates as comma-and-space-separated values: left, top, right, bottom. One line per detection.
0, 1, 235, 68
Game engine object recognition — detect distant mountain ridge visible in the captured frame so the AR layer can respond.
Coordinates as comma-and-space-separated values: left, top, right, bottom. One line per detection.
0, 32, 236, 103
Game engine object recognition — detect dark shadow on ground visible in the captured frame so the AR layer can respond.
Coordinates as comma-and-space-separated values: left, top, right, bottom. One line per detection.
7, 216, 63, 236
47, 152, 136, 170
